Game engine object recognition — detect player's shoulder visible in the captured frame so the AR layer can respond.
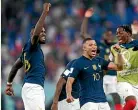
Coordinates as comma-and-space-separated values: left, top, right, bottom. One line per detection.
95, 56, 104, 61
66, 59, 77, 68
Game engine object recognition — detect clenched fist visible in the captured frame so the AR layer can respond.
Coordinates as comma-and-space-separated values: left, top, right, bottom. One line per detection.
43, 3, 51, 13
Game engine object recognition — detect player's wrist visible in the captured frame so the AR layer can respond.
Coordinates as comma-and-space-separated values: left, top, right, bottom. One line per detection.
53, 101, 58, 104
7, 82, 12, 86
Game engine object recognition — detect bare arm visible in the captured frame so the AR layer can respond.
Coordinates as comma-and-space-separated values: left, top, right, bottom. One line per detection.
108, 53, 124, 71
51, 77, 66, 110
81, 17, 89, 39
80, 8, 94, 39
5, 58, 23, 96
66, 77, 75, 103
7, 58, 23, 83
52, 77, 66, 104
31, 3, 51, 45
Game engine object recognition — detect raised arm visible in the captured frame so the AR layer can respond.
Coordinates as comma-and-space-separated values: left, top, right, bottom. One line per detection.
80, 8, 94, 39
66, 77, 75, 103
51, 77, 66, 110
5, 58, 23, 96
31, 3, 51, 45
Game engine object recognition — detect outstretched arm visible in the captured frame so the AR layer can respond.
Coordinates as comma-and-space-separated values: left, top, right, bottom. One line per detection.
81, 8, 94, 39
51, 77, 66, 110
66, 77, 75, 103
5, 58, 23, 96
31, 3, 51, 45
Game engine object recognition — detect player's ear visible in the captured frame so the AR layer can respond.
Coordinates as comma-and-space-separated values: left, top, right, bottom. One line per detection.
83, 44, 87, 51
30, 28, 35, 37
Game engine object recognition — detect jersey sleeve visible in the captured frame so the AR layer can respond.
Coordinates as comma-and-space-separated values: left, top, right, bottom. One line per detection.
100, 57, 110, 70
68, 60, 81, 79
61, 60, 75, 80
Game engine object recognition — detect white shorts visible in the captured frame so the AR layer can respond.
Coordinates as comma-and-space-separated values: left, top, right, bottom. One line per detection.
58, 98, 80, 110
103, 75, 117, 94
22, 83, 45, 110
117, 82, 138, 101
80, 102, 110, 110
117, 82, 138, 110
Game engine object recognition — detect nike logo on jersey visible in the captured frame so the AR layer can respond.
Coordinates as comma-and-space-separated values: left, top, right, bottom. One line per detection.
84, 66, 89, 69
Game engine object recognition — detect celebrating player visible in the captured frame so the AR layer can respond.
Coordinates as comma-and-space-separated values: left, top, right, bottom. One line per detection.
51, 59, 80, 110
66, 38, 125, 110
5, 3, 51, 110
110, 25, 138, 110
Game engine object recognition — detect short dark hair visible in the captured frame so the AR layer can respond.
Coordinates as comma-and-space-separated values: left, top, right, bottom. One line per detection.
119, 25, 132, 35
82, 37, 92, 44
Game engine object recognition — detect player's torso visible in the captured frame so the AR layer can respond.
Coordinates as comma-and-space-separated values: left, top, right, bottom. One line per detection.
77, 57, 107, 106
21, 40, 46, 87
111, 45, 138, 85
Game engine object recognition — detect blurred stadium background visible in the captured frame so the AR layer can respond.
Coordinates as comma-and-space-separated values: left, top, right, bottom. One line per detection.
1, 0, 138, 110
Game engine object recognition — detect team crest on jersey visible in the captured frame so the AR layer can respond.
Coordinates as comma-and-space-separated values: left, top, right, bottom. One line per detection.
92, 65, 97, 70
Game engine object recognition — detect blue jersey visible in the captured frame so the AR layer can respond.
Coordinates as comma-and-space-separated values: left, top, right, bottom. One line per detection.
69, 56, 109, 107
97, 41, 116, 76
20, 40, 46, 87
59, 60, 80, 101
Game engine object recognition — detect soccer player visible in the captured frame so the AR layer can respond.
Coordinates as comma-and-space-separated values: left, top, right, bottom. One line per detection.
110, 25, 138, 110
5, 3, 51, 110
66, 38, 125, 110
51, 59, 80, 110
81, 8, 122, 110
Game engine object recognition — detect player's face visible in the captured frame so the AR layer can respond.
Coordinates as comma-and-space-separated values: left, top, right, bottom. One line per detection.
39, 28, 46, 44
116, 27, 129, 44
85, 40, 97, 57
104, 31, 113, 43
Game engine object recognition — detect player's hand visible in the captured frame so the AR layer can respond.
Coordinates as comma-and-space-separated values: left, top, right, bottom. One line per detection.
5, 84, 14, 96
113, 44, 121, 53
43, 3, 51, 13
51, 103, 58, 110
66, 95, 74, 103
85, 8, 94, 18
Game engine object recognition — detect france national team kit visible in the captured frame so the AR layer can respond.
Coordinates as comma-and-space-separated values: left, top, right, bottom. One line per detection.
69, 56, 110, 110
20, 39, 46, 110
58, 60, 80, 110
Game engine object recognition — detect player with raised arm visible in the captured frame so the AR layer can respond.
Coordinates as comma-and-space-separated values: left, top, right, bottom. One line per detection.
110, 25, 138, 110
5, 3, 51, 110
66, 38, 125, 110
51, 59, 80, 110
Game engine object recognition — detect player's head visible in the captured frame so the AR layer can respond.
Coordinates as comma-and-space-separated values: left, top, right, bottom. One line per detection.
82, 38, 97, 58
116, 25, 132, 44
30, 27, 46, 44
103, 30, 113, 44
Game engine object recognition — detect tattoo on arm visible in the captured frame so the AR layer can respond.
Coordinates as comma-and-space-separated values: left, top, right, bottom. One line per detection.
8, 58, 23, 83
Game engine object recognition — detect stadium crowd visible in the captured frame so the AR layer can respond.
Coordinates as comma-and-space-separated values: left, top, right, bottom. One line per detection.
1, 0, 138, 110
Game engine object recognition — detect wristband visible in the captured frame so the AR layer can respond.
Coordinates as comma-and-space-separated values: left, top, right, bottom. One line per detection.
7, 82, 12, 86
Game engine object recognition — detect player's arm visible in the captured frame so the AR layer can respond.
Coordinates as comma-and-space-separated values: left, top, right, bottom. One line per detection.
66, 77, 75, 103
108, 53, 124, 71
5, 58, 23, 96
31, 3, 51, 45
80, 8, 94, 39
51, 77, 66, 110
108, 44, 124, 71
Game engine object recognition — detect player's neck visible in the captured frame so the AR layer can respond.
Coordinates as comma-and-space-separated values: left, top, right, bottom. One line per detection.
127, 37, 133, 43
82, 53, 94, 60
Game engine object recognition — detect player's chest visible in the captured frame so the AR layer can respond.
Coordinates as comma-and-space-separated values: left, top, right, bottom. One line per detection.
81, 62, 102, 75
24, 49, 44, 61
